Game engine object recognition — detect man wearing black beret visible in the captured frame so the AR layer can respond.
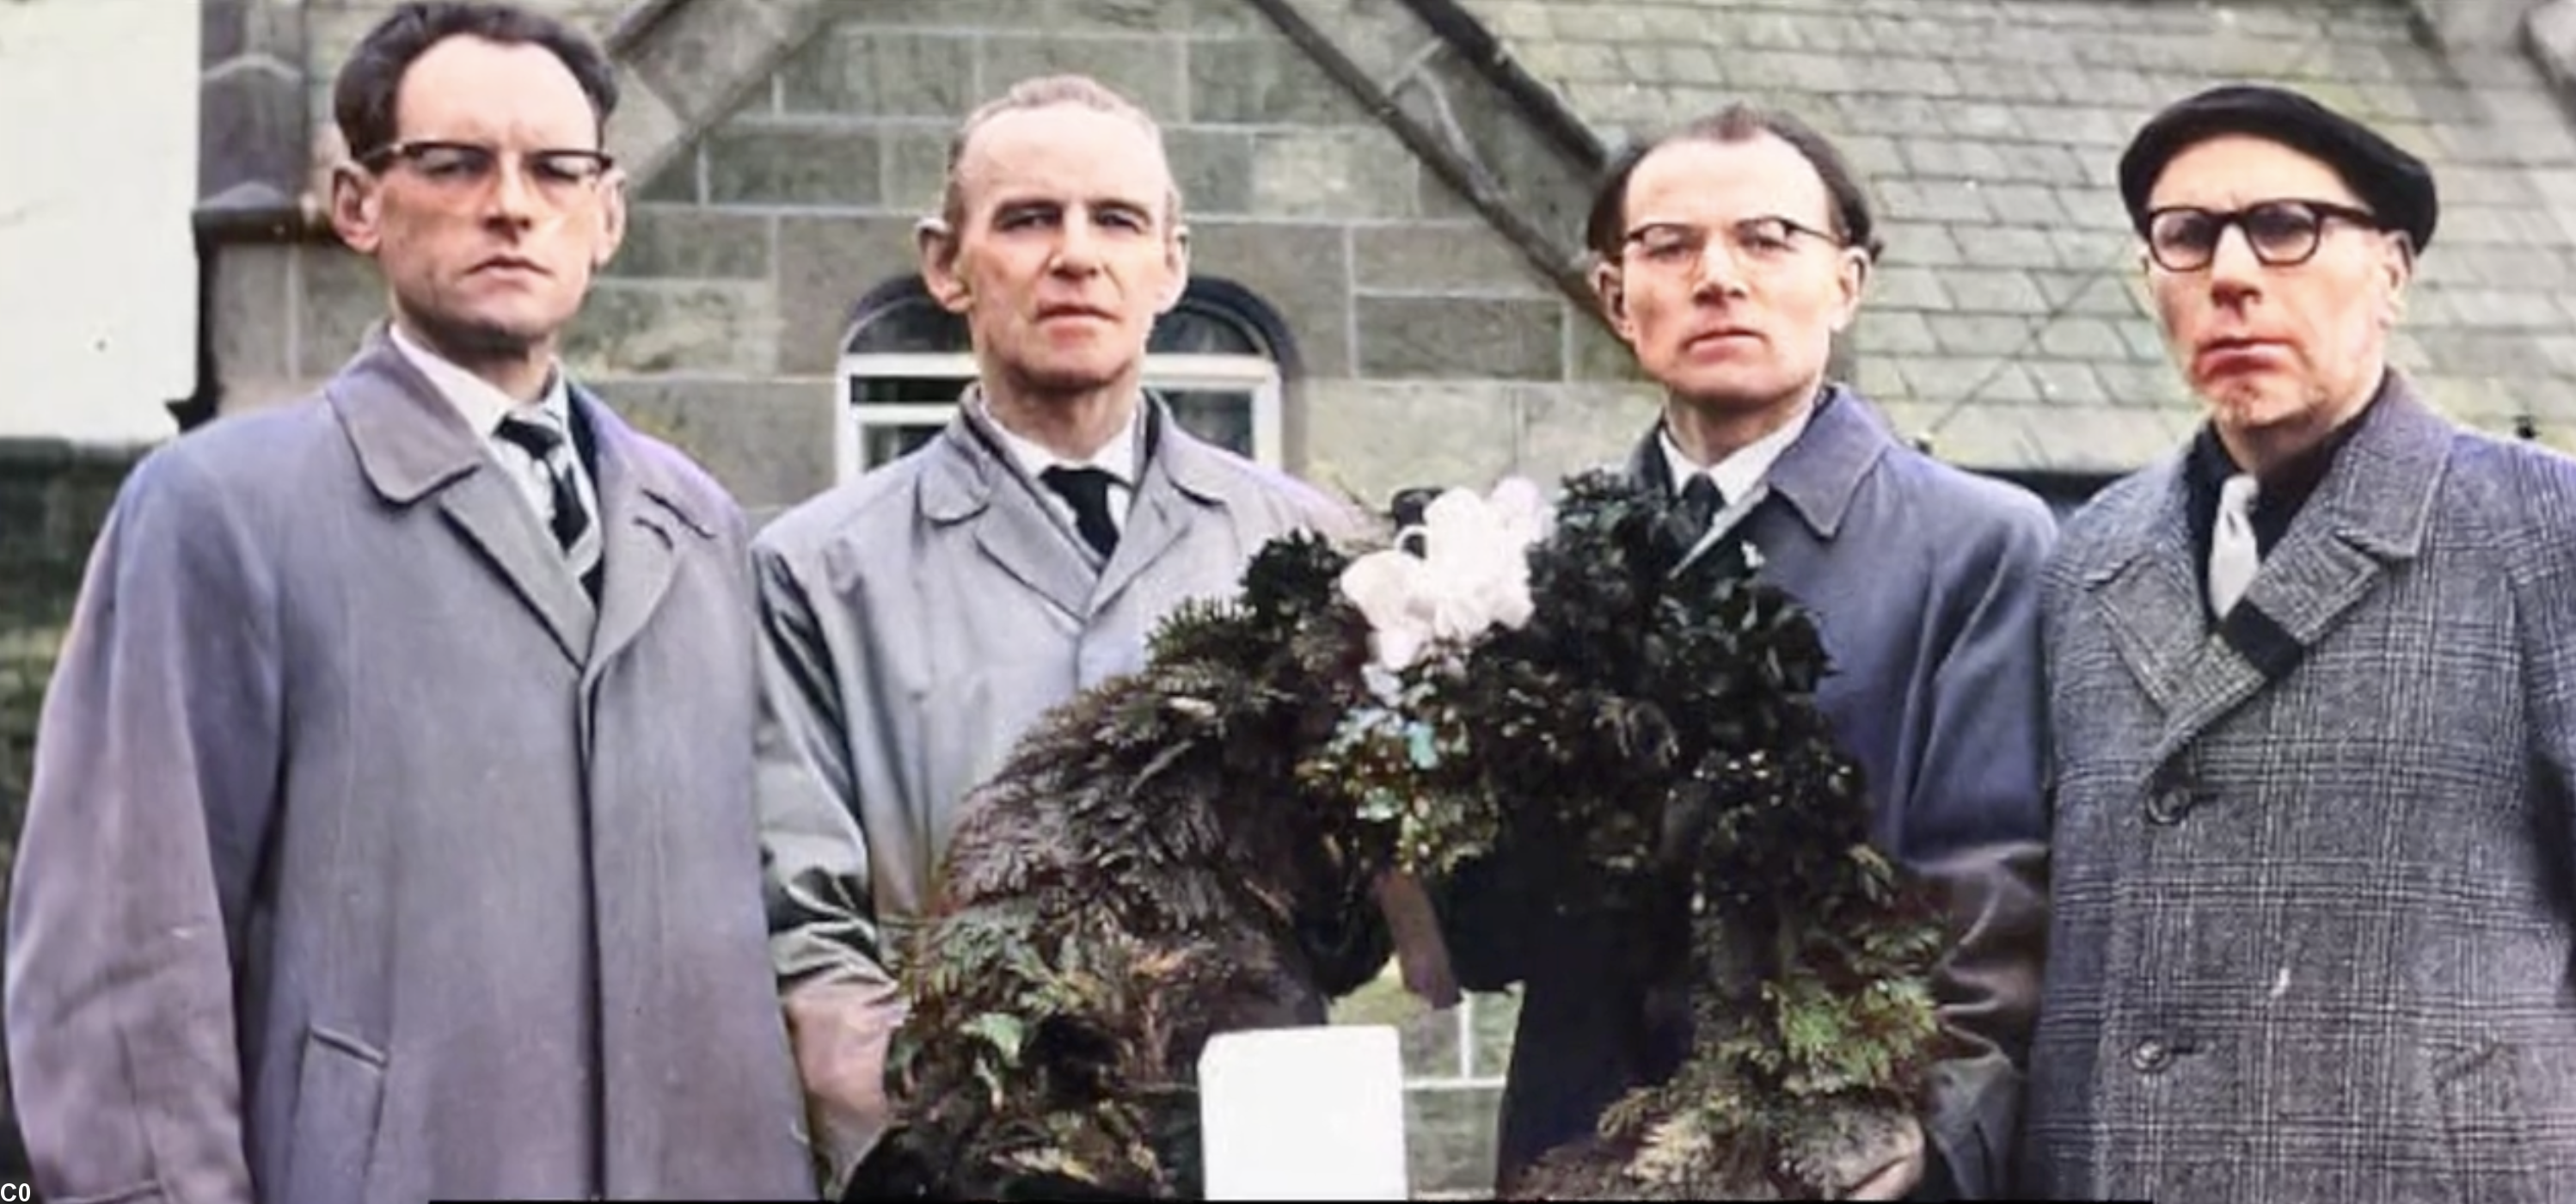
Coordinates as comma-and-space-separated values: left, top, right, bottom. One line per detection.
2021, 80, 2576, 1203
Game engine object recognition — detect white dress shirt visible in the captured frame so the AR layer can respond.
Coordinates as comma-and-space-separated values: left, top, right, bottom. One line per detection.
388, 322, 600, 546
978, 393, 1147, 538
1658, 393, 1818, 505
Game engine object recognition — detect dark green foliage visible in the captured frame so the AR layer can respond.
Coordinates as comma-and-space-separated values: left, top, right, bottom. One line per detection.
849, 473, 1948, 1201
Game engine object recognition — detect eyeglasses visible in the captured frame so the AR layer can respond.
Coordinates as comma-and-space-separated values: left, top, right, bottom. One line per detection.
357, 139, 616, 207
1619, 216, 1845, 276
2143, 200, 2384, 272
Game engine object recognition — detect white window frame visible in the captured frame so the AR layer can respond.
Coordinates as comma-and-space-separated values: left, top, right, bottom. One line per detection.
835, 350, 1285, 482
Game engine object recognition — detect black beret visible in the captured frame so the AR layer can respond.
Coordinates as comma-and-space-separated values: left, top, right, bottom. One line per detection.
2118, 83, 2438, 255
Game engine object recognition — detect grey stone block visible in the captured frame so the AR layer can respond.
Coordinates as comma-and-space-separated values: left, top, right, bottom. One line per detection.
1160, 126, 1255, 218
634, 143, 705, 205
2031, 271, 2146, 317
563, 282, 780, 376
1973, 227, 2065, 270
1879, 178, 1991, 224
1853, 309, 1940, 355
596, 377, 839, 510
609, 206, 772, 280
1052, 0, 1200, 33
211, 243, 295, 388
1187, 220, 1354, 378
2114, 317, 2170, 363
1928, 313, 2036, 358
1943, 101, 2027, 140
1981, 184, 2067, 226
776, 214, 932, 373
1870, 264, 1952, 311
706, 122, 881, 206
2093, 361, 2193, 408
779, 28, 974, 118
2034, 316, 2131, 360
1943, 268, 2049, 315
1249, 128, 1422, 220
1518, 382, 1659, 482
627, 0, 810, 127
1834, 94, 1951, 138
1352, 224, 1549, 296
1189, 36, 1369, 126
1301, 379, 1520, 510
882, 124, 953, 218
983, 35, 1185, 121
2022, 359, 2111, 406
295, 245, 388, 379
1567, 313, 1648, 384
1901, 138, 2013, 181
1355, 297, 1563, 380
1995, 142, 2090, 187
200, 60, 307, 201
1879, 221, 1966, 267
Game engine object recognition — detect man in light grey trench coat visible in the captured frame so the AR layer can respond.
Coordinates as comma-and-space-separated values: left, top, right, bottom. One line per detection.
750, 74, 1420, 1196
2023, 82, 2576, 1203
4, 4, 813, 1201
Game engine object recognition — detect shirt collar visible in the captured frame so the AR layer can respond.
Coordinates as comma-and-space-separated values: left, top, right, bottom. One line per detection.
2184, 366, 2393, 513
973, 389, 1146, 488
388, 321, 571, 437
1657, 390, 1818, 503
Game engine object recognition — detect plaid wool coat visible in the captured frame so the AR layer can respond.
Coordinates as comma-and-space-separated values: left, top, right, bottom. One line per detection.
2021, 372, 2576, 1203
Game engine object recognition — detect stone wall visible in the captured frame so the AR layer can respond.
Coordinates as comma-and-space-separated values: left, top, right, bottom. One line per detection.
570, 0, 1654, 518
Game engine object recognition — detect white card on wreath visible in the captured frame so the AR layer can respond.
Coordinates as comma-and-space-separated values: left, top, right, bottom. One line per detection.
1198, 1024, 1409, 1201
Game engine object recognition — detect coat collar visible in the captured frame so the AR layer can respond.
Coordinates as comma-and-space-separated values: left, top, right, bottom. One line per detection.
1622, 382, 1894, 542
328, 322, 717, 669
2082, 367, 2450, 770
918, 387, 1235, 619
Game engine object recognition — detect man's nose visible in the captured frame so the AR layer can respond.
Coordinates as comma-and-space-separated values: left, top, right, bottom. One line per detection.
2205, 224, 2266, 297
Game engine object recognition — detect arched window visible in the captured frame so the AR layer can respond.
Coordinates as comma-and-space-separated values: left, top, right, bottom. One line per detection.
835, 278, 1295, 481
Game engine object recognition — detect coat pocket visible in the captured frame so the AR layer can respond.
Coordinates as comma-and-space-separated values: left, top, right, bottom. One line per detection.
2429, 1036, 2542, 1204
283, 1025, 388, 1204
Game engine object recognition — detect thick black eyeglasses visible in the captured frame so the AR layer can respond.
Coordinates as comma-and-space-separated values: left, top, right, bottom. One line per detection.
2144, 200, 2385, 272
356, 139, 616, 206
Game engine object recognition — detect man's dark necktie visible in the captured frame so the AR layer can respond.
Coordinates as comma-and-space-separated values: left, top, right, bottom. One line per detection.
1663, 473, 1727, 562
494, 413, 600, 597
1040, 465, 1121, 559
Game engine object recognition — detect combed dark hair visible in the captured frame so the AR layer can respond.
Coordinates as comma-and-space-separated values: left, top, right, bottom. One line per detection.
1582, 103, 1883, 264
333, 1, 618, 161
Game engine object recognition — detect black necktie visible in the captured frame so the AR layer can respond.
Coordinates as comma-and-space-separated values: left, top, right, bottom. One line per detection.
1665, 473, 1727, 560
494, 414, 600, 598
1040, 465, 1121, 559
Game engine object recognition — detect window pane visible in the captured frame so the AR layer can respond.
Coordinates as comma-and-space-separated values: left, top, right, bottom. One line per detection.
862, 423, 945, 467
847, 298, 968, 354
851, 376, 972, 407
1150, 303, 1264, 356
1162, 389, 1254, 458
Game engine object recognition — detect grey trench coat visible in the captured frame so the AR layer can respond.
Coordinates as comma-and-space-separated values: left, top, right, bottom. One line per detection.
752, 392, 1358, 1191
6, 330, 813, 1204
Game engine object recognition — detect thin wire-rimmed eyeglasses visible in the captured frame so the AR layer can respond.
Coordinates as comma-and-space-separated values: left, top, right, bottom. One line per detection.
2143, 199, 2385, 272
357, 139, 616, 207
1620, 215, 1847, 275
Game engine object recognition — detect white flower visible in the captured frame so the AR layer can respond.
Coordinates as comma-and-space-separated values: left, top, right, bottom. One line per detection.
1339, 478, 1552, 671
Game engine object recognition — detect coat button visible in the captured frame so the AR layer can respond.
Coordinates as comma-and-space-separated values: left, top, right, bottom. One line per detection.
2146, 790, 2192, 826
2130, 1038, 2172, 1073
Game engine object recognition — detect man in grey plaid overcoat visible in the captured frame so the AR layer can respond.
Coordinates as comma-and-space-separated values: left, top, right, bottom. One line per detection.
2021, 82, 2576, 1203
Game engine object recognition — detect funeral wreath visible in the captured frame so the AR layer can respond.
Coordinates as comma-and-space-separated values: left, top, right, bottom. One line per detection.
843, 469, 1954, 1201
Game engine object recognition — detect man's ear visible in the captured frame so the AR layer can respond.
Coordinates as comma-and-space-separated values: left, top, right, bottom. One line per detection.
592, 166, 629, 271
2380, 231, 2414, 327
1592, 260, 1630, 333
1158, 221, 1192, 313
1827, 248, 1870, 335
329, 163, 383, 255
917, 217, 970, 312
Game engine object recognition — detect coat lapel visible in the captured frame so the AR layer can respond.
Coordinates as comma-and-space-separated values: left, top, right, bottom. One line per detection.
578, 390, 715, 687
1094, 402, 1222, 617
2093, 375, 2451, 768
926, 407, 1095, 620
2083, 463, 2209, 717
330, 326, 594, 666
